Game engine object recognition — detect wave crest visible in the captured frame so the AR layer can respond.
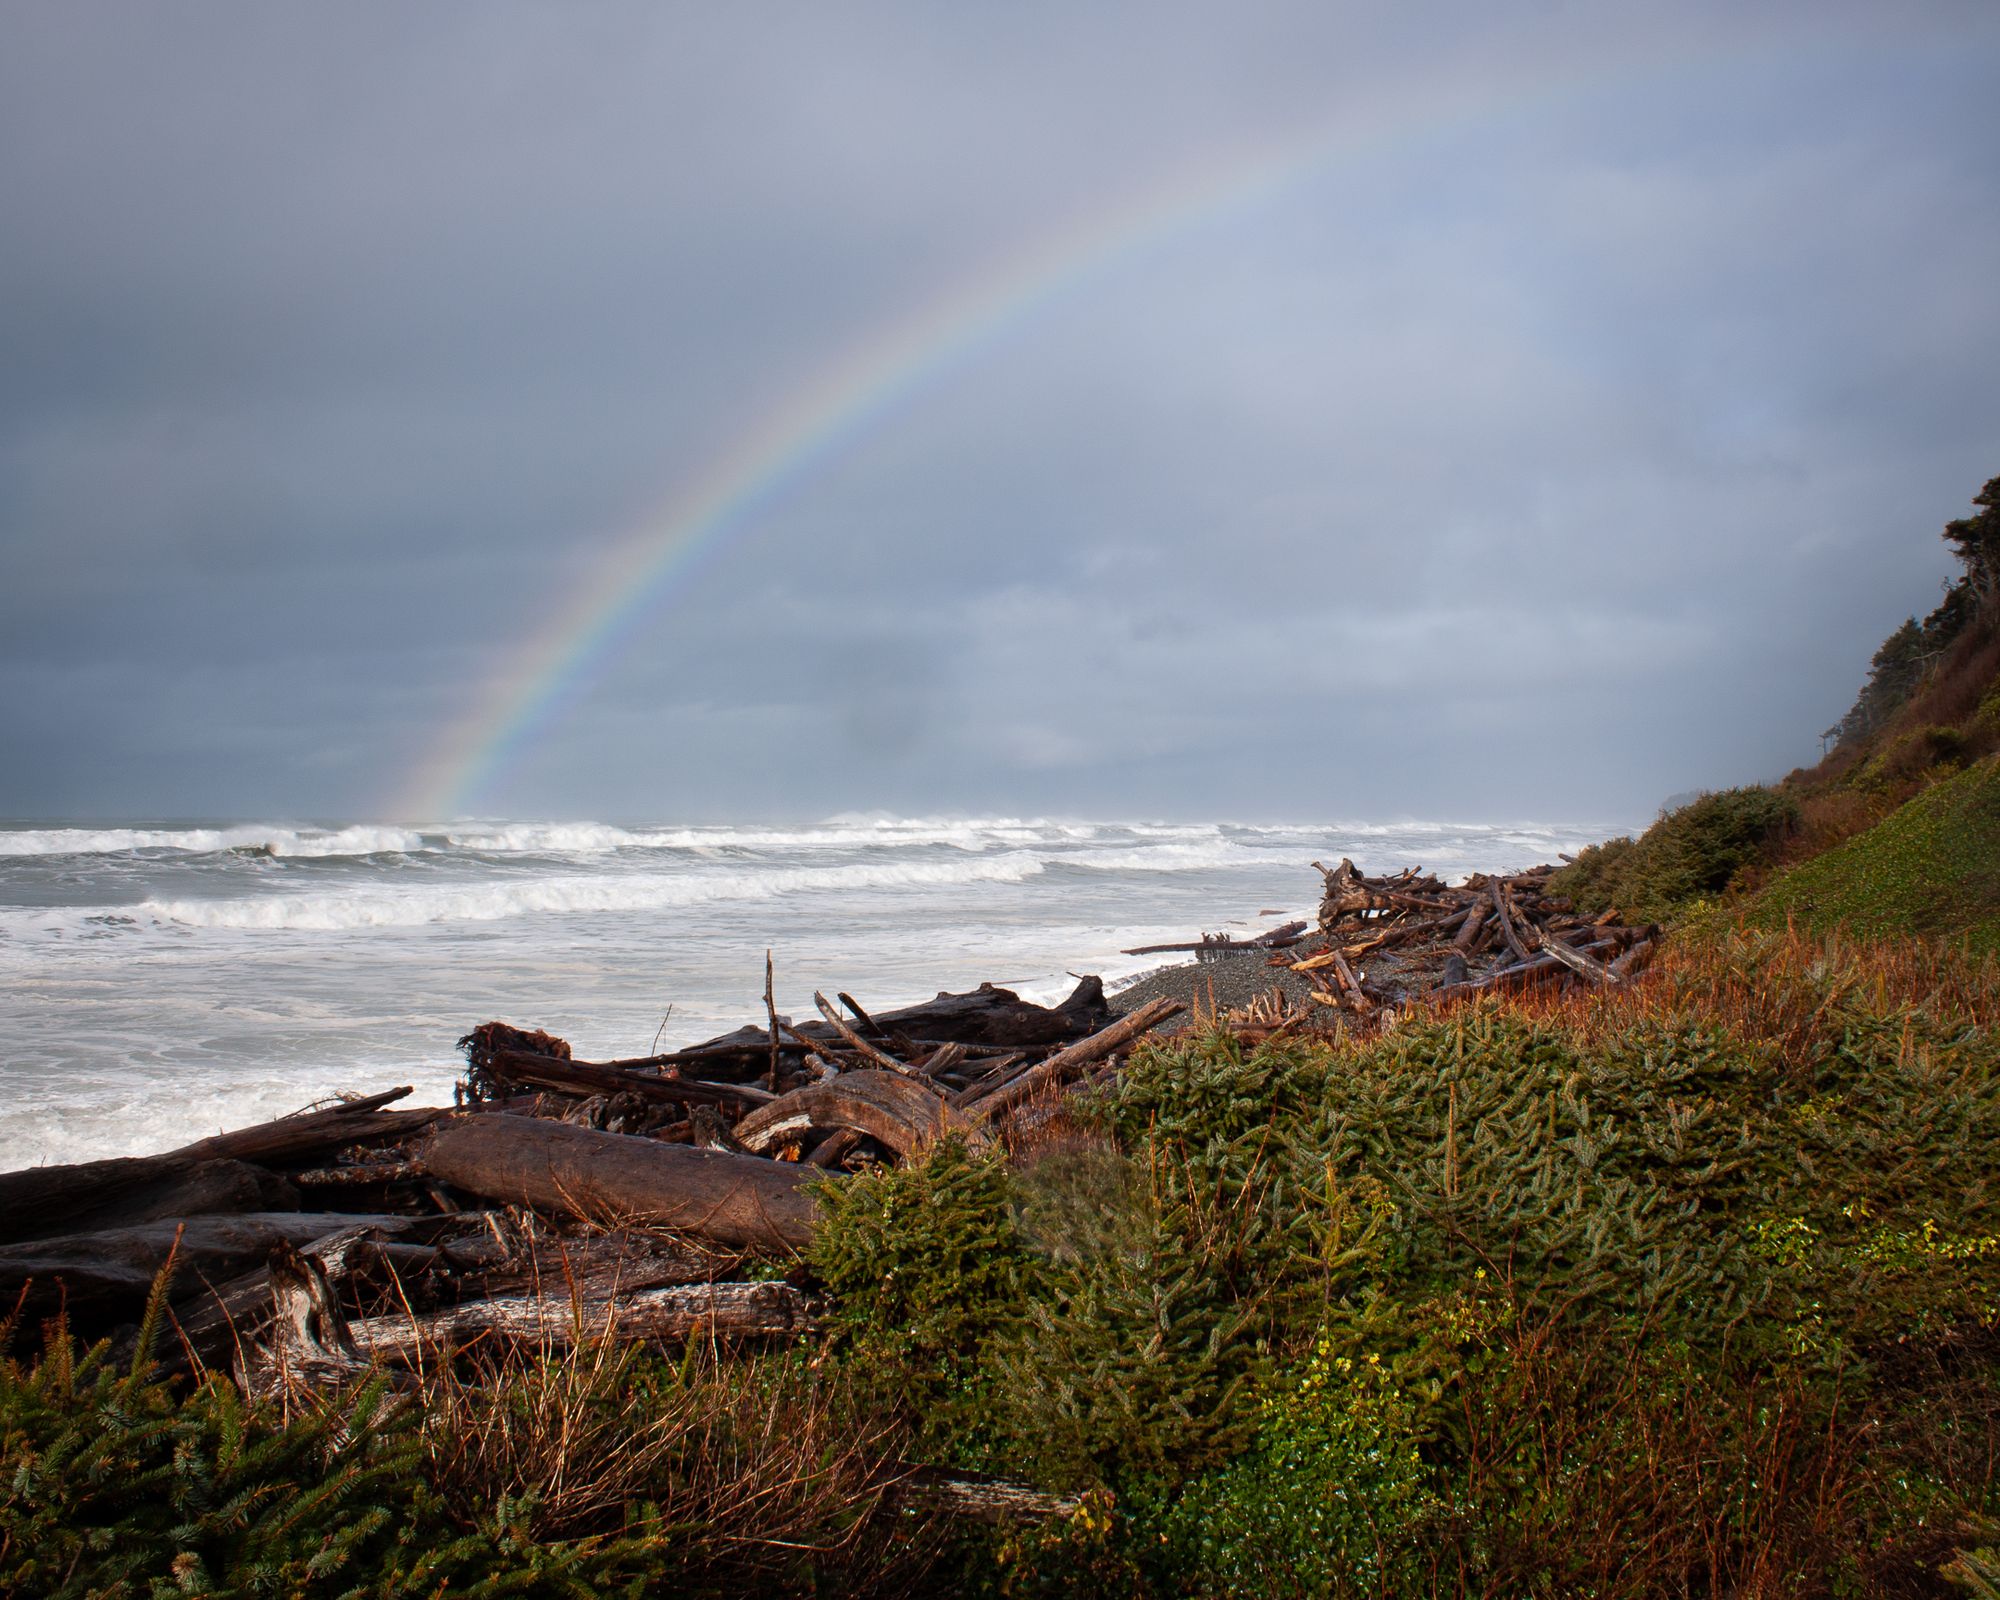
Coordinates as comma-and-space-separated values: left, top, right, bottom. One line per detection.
133, 852, 1052, 932
0, 824, 425, 859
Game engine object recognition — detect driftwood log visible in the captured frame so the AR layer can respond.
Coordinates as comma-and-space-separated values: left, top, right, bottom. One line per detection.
0, 1094, 446, 1247
676, 977, 1115, 1072
127, 1218, 463, 1374
0, 1159, 299, 1249
175, 1090, 440, 1165
478, 1050, 775, 1110
425, 1116, 821, 1249
346, 1280, 820, 1357
1121, 920, 1308, 956
1287, 858, 1661, 1008
0, 1212, 414, 1332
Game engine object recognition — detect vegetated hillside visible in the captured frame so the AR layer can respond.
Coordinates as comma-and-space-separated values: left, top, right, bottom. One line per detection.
1551, 472, 2000, 935
1755, 753, 2000, 952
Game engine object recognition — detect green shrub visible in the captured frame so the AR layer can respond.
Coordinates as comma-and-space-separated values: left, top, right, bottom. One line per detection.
985, 1036, 1398, 1490
3, 1286, 927, 1596
1549, 786, 1797, 921
1545, 834, 1635, 915
808, 1136, 1040, 1452
0, 1325, 449, 1598
1945, 1543, 2000, 1597
1854, 723, 1970, 793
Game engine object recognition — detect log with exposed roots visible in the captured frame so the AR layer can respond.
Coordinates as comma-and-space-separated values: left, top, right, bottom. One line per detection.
732, 1069, 989, 1159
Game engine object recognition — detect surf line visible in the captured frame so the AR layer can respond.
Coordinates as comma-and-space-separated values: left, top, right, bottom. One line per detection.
395, 33, 1795, 822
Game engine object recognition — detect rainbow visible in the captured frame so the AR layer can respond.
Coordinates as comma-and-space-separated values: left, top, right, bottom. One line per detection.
394, 37, 1776, 821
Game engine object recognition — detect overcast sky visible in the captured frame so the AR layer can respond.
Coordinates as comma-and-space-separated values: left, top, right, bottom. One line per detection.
2, 2, 1996, 825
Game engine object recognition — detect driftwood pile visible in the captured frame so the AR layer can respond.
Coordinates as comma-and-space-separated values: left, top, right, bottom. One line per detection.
0, 973, 1180, 1448
1283, 857, 1659, 1013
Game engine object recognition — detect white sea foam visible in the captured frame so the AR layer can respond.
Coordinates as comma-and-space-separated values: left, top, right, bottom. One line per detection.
127, 851, 1055, 932
1061, 839, 1268, 873
439, 817, 1110, 855
0, 824, 425, 858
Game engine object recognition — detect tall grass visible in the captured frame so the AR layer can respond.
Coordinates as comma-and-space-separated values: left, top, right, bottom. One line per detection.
3, 1286, 941, 1596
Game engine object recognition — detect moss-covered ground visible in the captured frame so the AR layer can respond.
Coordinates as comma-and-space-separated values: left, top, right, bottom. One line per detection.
1754, 755, 2000, 955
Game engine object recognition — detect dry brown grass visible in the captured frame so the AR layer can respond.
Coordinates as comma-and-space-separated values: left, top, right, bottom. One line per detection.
1896, 607, 2000, 747
1445, 1305, 1871, 1599
1778, 786, 1893, 864
407, 1327, 941, 1584
1435, 918, 1999, 1095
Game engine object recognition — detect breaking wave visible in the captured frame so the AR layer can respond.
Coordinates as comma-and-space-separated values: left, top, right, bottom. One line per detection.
132, 851, 1054, 931
0, 824, 426, 858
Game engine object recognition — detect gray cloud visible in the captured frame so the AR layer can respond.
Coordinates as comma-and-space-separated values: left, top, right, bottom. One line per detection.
2, 2, 1996, 824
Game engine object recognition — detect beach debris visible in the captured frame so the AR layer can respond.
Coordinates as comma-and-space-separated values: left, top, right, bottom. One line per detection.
0, 1211, 417, 1332
0, 857, 1661, 1413
733, 1069, 990, 1160
1120, 919, 1309, 959
1278, 857, 1659, 1013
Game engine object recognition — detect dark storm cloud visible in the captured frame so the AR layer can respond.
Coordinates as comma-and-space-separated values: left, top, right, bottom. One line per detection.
1, 1, 1996, 823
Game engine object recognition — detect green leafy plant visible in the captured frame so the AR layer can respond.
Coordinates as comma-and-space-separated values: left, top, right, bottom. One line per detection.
1153, 1337, 1439, 1598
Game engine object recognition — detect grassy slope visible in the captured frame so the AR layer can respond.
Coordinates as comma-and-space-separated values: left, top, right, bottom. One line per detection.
1755, 754, 2000, 954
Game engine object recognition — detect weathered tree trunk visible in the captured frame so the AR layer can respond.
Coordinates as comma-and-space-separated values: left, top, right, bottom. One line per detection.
425, 1115, 821, 1249
0, 1157, 301, 1247
242, 1242, 380, 1399
173, 1092, 441, 1166
0, 1097, 450, 1247
133, 1218, 455, 1374
1534, 925, 1624, 985
682, 975, 1115, 1072
1485, 880, 1532, 963
1452, 904, 1490, 952
1315, 857, 1401, 928
1122, 920, 1308, 956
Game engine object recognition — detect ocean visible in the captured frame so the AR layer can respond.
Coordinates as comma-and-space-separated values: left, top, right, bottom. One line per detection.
0, 816, 1617, 1165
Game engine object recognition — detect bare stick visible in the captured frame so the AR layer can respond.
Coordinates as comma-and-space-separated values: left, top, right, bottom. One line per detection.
837, 992, 880, 1031
1329, 950, 1373, 1011
763, 951, 781, 1095
1487, 879, 1532, 964
813, 992, 912, 1074
965, 997, 1182, 1121
1535, 925, 1623, 986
